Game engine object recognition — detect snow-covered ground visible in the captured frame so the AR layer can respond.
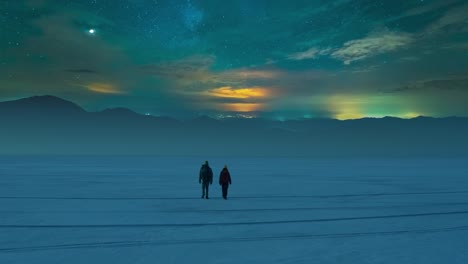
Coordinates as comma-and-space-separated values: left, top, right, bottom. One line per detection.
1, 156, 468, 263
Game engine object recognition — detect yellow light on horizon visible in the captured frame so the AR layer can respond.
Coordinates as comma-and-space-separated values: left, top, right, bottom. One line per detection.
334, 113, 365, 120
401, 112, 422, 119
327, 94, 364, 120
223, 103, 264, 112
325, 94, 422, 120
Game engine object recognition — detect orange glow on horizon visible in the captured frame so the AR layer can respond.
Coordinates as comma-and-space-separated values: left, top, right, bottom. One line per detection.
206, 86, 269, 99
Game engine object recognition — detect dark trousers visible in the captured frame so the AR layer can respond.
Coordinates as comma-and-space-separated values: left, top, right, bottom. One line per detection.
202, 182, 210, 197
222, 184, 229, 199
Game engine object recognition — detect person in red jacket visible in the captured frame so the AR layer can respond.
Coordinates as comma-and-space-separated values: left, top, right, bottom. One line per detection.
219, 165, 232, 200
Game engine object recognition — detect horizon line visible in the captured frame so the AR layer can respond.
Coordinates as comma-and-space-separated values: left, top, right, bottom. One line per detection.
1, 94, 467, 121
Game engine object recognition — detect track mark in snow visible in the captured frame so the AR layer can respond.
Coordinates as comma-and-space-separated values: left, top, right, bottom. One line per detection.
1, 190, 468, 201
1, 210, 468, 229
165, 202, 468, 213
2, 225, 468, 253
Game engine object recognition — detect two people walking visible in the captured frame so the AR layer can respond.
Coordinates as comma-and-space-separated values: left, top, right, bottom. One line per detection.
199, 161, 232, 200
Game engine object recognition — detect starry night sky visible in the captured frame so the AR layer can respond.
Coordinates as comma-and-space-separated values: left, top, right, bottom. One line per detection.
1, 0, 467, 119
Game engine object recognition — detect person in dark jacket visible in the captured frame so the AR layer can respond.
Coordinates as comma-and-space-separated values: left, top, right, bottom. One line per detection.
199, 160, 213, 199
219, 165, 232, 200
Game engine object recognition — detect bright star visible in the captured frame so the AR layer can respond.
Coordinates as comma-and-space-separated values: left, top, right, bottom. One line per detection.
88, 29, 96, 34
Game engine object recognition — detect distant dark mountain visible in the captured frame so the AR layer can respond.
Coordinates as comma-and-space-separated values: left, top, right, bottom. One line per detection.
1, 95, 468, 157
0, 95, 86, 117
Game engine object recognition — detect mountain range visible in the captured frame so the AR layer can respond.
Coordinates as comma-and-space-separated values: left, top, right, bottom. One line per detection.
1, 95, 467, 157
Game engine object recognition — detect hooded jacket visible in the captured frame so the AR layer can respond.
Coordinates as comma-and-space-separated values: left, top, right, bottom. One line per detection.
219, 168, 232, 185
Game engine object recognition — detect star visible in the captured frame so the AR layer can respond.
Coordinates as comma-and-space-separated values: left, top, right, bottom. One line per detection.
88, 29, 96, 34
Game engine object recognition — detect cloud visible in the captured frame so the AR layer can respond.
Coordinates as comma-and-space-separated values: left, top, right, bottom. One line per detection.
140, 55, 282, 113
141, 55, 215, 83
387, 78, 468, 93
424, 4, 468, 35
285, 47, 333, 61
142, 55, 281, 90
85, 83, 125, 94
441, 42, 468, 50
331, 32, 414, 65
384, 0, 460, 23
28, 13, 123, 67
287, 31, 414, 65
0, 7, 135, 104
221, 69, 280, 80
287, 47, 328, 60
420, 78, 468, 91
